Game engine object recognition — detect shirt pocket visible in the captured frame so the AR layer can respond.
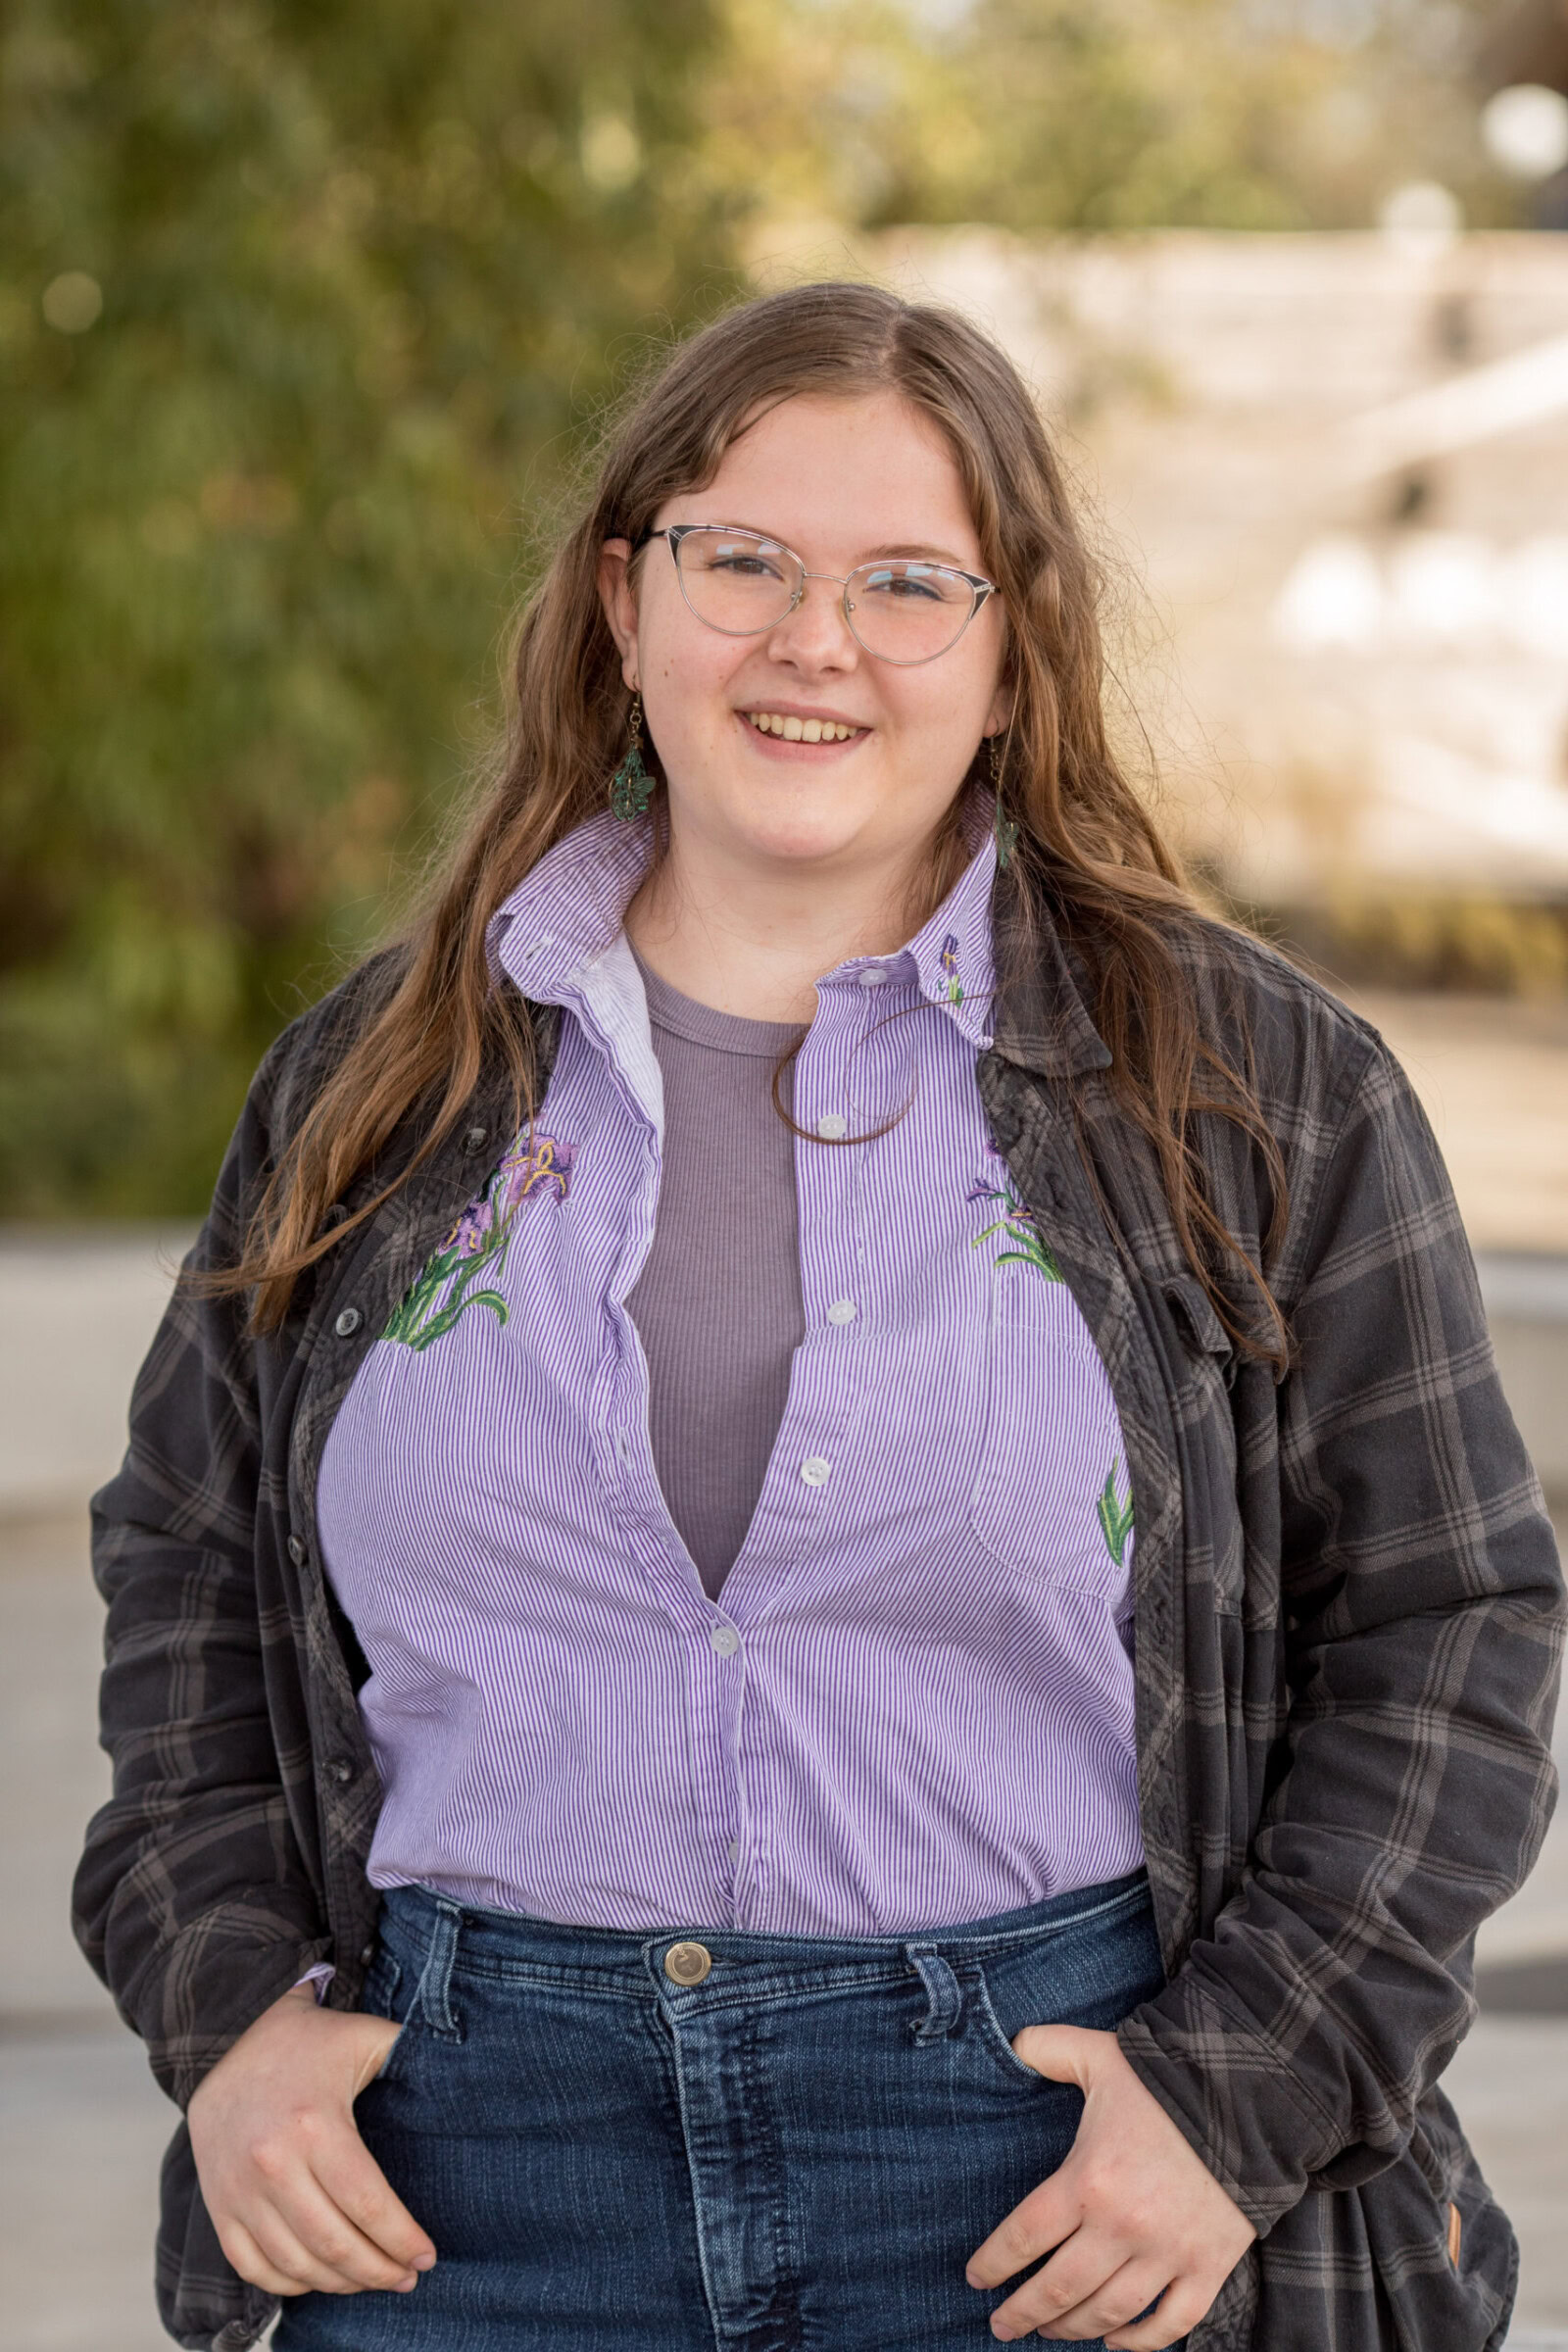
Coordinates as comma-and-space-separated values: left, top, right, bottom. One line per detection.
968, 1270, 1133, 1600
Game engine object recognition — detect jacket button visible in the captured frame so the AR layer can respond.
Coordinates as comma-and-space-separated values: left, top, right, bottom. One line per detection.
287, 1534, 307, 1566
322, 1201, 349, 1228
334, 1307, 363, 1337
462, 1125, 489, 1153
360, 1942, 376, 1965
325, 1756, 356, 1784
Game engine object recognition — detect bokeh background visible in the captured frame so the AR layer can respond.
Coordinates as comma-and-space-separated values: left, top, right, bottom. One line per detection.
3, 1, 1568, 2343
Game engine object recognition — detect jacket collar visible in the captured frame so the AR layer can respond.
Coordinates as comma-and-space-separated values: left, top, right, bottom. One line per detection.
987, 865, 1113, 1080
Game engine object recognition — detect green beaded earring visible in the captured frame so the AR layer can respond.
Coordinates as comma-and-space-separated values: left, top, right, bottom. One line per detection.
989, 734, 1018, 869
610, 691, 655, 821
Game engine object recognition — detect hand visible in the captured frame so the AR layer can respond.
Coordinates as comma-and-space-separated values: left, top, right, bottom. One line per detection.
187, 1982, 437, 2298
964, 2024, 1255, 2346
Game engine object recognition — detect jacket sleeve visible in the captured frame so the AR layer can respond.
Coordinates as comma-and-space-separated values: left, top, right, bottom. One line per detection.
71, 1037, 334, 2111
1119, 1038, 1565, 2233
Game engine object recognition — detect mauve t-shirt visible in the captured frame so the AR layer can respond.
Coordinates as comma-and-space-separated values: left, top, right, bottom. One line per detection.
625, 956, 807, 1599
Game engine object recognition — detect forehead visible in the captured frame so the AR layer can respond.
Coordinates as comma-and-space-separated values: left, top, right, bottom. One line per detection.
662, 390, 982, 565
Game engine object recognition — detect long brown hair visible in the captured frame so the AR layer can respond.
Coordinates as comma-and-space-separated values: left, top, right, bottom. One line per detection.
226, 279, 1287, 1361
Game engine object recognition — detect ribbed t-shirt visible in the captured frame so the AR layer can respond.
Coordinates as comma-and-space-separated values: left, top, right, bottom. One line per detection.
625, 956, 807, 1598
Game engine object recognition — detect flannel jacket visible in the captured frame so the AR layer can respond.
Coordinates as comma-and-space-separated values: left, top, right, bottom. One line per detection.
74, 881, 1565, 2352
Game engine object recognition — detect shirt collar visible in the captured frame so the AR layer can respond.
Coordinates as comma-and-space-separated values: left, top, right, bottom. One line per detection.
485, 804, 1101, 1073
487, 808, 653, 1004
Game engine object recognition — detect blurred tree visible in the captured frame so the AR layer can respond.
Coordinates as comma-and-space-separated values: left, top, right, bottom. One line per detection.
0, 0, 739, 1216
703, 0, 1523, 241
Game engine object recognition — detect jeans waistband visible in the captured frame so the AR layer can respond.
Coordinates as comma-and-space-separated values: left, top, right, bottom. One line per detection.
375, 1867, 1153, 1989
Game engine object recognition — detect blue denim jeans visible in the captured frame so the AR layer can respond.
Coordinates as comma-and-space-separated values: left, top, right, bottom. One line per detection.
274, 1869, 1167, 2350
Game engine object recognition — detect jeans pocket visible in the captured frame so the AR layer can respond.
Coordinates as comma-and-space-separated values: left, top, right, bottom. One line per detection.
964, 1961, 1060, 2092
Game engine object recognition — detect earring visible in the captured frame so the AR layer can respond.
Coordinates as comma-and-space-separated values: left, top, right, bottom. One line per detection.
988, 734, 1018, 870
610, 691, 655, 821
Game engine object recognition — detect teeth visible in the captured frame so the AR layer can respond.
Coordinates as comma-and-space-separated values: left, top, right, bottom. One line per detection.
747, 712, 857, 741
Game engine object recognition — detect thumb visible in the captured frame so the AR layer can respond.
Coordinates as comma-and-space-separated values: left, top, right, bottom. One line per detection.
1009, 2021, 1115, 2088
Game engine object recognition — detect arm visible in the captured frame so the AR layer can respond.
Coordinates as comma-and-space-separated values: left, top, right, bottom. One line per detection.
1118, 1041, 1564, 2222
71, 1043, 334, 2104
71, 1028, 436, 2298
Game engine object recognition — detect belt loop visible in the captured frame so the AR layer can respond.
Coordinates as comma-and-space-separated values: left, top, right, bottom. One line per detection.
905, 1945, 963, 2042
412, 1895, 464, 2037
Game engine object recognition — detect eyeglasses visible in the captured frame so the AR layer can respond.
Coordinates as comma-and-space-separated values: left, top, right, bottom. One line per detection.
632, 522, 998, 666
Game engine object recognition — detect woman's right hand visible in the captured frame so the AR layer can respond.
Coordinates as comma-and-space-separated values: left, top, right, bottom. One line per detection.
187, 1982, 437, 2297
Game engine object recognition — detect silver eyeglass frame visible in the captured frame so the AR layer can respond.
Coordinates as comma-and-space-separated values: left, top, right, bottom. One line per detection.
631, 521, 999, 666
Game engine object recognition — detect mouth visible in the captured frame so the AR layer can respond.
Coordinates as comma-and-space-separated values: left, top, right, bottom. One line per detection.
739, 707, 869, 752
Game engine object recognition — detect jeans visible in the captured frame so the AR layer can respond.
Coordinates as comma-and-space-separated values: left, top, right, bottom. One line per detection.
274, 1868, 1167, 2350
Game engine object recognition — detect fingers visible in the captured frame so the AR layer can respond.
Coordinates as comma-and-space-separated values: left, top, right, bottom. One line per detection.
222, 2141, 426, 2295
984, 2224, 1136, 2340
314, 2131, 438, 2274
965, 2176, 1079, 2290
1106, 2278, 1216, 2351
1027, 2255, 1171, 2342
1008, 2023, 1110, 2091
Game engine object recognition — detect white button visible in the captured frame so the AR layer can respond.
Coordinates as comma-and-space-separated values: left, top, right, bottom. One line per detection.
858, 967, 890, 989
616, 1430, 635, 1463
826, 1298, 857, 1326
727, 1838, 740, 1864
710, 1624, 741, 1656
801, 1456, 832, 1487
816, 1112, 849, 1140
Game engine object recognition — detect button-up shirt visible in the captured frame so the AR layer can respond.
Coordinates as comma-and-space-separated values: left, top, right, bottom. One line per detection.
316, 808, 1143, 1935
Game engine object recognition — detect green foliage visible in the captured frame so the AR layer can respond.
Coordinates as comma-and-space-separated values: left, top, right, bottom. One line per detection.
0, 0, 740, 1215
706, 0, 1521, 239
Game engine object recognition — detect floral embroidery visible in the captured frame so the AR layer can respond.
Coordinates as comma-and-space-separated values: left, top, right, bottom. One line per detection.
939, 932, 963, 1005
383, 1132, 573, 1352
1097, 1458, 1135, 1567
968, 1171, 1063, 1284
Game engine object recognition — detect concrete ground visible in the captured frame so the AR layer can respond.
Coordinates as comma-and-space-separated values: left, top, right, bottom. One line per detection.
4, 989, 1568, 2349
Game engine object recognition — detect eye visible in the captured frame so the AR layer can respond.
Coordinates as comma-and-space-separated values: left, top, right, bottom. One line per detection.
710, 552, 785, 579
861, 564, 950, 603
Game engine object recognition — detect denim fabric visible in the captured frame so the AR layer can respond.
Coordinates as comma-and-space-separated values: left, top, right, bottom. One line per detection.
274, 1870, 1168, 2351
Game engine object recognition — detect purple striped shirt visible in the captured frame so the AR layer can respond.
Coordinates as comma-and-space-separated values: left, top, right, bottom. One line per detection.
316, 808, 1144, 1936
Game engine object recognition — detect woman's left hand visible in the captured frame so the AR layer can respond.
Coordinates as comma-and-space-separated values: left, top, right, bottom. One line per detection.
964, 2024, 1256, 2347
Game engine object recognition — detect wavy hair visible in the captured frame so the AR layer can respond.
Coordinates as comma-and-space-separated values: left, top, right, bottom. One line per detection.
224, 279, 1287, 1362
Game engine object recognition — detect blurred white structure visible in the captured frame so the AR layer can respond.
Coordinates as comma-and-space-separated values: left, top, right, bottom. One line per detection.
833, 228, 1568, 906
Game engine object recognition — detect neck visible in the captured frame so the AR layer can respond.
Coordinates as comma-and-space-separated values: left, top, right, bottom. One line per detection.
624, 822, 941, 1021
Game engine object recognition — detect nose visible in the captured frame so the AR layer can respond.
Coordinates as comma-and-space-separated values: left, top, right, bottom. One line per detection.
764, 569, 858, 670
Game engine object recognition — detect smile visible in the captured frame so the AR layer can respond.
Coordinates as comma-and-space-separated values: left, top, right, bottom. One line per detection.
744, 710, 863, 743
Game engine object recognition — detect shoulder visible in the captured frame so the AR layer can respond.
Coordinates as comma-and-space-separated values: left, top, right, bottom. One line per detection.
245, 944, 415, 1147
1163, 910, 1390, 1142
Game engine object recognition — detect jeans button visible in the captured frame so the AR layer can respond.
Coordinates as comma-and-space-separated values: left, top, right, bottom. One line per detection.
663, 1940, 712, 1985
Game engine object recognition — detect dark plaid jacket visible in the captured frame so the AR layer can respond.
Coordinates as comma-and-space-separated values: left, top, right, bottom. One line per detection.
74, 888, 1564, 2352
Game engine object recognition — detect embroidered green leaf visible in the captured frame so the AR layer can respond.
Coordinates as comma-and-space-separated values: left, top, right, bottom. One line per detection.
1097, 1459, 1135, 1568
402, 1290, 509, 1351
969, 1181, 1063, 1285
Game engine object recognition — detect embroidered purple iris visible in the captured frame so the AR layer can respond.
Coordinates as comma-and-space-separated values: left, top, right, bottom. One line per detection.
939, 933, 963, 1006
385, 1130, 574, 1352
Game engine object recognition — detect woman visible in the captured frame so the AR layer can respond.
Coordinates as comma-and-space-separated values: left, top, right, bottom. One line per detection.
75, 282, 1562, 2352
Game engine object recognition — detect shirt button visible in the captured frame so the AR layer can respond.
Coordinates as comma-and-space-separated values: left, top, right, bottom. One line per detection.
334, 1307, 363, 1338
663, 1940, 712, 1984
826, 1298, 857, 1325
616, 1430, 635, 1464
858, 967, 890, 989
710, 1624, 741, 1656
727, 1838, 740, 1865
816, 1112, 849, 1140
801, 1456, 832, 1487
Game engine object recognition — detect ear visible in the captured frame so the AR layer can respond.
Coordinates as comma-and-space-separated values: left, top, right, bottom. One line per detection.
597, 538, 641, 691
984, 686, 1015, 740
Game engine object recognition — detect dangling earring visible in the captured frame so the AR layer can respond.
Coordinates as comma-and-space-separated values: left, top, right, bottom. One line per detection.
611, 691, 655, 821
989, 734, 1018, 870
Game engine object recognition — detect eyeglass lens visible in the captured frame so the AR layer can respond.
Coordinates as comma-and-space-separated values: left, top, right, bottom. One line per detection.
671, 529, 978, 662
